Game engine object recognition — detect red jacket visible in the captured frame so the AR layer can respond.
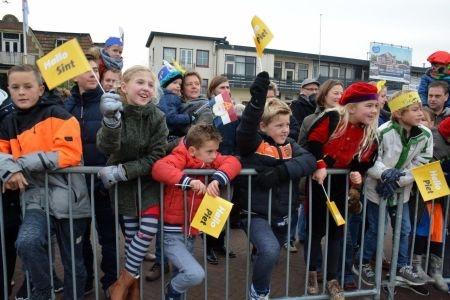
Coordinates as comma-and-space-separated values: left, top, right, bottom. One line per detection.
152, 139, 241, 235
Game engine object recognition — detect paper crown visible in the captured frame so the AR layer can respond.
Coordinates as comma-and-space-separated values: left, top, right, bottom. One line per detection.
158, 60, 185, 88
376, 80, 386, 93
388, 91, 421, 112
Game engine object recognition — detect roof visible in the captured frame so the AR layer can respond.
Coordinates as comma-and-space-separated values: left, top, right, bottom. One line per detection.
33, 30, 93, 54
146, 31, 228, 47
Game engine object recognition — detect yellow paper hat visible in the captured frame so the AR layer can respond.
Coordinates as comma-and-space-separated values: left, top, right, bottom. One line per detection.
376, 80, 386, 93
388, 91, 421, 112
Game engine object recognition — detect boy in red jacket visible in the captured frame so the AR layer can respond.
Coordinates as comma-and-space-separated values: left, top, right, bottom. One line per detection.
152, 124, 241, 300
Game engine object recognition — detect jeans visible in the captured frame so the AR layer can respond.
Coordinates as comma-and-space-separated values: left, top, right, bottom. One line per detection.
16, 209, 88, 300
83, 186, 117, 291
362, 201, 411, 268
297, 204, 306, 242
243, 217, 284, 294
163, 232, 205, 294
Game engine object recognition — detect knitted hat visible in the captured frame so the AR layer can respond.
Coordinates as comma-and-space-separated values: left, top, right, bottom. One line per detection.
427, 51, 450, 65
158, 61, 183, 88
339, 82, 378, 105
438, 117, 450, 140
105, 37, 123, 48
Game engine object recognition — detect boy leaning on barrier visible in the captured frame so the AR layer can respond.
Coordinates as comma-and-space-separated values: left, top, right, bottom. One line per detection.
0, 65, 91, 299
152, 123, 241, 300
357, 90, 433, 287
236, 72, 316, 300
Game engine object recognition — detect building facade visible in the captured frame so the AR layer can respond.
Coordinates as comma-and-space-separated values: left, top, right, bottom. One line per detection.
146, 31, 427, 103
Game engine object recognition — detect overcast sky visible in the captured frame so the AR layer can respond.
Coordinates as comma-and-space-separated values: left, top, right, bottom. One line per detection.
2, 0, 449, 69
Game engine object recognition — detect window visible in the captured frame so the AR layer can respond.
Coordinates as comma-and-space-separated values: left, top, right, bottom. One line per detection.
201, 79, 208, 96
319, 63, 329, 77
196, 50, 209, 67
285, 62, 296, 70
163, 47, 176, 63
233, 55, 256, 77
330, 65, 340, 78
274, 61, 282, 80
2, 33, 21, 53
346, 67, 354, 79
55, 38, 67, 48
286, 70, 294, 82
180, 48, 193, 69
298, 63, 309, 81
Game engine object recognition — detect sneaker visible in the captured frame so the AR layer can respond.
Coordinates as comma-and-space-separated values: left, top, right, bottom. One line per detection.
399, 284, 430, 296
326, 279, 344, 300
146, 262, 169, 282
352, 264, 375, 286
249, 284, 269, 300
15, 279, 32, 300
396, 265, 426, 286
53, 276, 64, 293
307, 271, 319, 295
284, 240, 298, 253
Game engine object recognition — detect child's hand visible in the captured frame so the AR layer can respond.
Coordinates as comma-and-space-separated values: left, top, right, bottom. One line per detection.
190, 180, 206, 195
206, 180, 220, 197
349, 171, 362, 185
3, 172, 28, 193
312, 168, 327, 185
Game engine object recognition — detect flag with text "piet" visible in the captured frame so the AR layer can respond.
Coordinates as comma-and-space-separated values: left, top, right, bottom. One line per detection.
411, 161, 450, 202
191, 193, 233, 238
251, 15, 273, 58
36, 38, 92, 90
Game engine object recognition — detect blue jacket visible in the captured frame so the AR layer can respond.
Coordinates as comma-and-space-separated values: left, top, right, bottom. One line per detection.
418, 69, 450, 106
64, 85, 107, 167
158, 89, 191, 136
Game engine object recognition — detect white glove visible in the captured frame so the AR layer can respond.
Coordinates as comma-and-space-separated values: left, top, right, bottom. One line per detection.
98, 164, 127, 189
100, 92, 123, 128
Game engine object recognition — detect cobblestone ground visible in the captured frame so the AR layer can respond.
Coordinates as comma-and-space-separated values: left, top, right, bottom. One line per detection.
10, 228, 449, 300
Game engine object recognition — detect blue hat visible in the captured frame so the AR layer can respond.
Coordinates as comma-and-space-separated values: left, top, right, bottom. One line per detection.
158, 62, 183, 88
105, 37, 123, 47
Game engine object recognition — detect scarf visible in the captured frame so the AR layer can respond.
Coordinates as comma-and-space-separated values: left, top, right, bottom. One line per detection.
101, 48, 123, 71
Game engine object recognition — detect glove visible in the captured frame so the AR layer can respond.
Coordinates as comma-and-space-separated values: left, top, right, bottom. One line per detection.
100, 92, 123, 128
255, 164, 289, 190
381, 168, 405, 183
249, 71, 270, 107
375, 180, 399, 199
98, 164, 127, 189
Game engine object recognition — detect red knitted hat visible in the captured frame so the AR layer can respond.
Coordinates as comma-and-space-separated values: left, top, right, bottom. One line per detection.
427, 51, 450, 65
438, 117, 450, 140
339, 82, 378, 105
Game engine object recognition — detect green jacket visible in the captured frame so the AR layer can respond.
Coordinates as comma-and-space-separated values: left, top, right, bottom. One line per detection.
97, 102, 168, 216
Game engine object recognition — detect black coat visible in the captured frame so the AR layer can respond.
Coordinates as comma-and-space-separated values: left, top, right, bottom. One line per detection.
290, 94, 317, 127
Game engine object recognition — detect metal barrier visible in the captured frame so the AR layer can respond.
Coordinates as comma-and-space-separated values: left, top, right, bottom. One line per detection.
1, 167, 449, 299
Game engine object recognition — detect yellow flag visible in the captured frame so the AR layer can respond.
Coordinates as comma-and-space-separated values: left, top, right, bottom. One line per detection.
190, 193, 233, 238
411, 161, 450, 201
251, 15, 274, 58
36, 38, 92, 90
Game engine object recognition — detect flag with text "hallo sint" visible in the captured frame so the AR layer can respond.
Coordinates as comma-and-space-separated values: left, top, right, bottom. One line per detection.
36, 38, 92, 90
251, 15, 274, 58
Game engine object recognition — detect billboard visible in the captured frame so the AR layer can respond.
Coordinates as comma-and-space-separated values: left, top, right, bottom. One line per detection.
369, 42, 412, 83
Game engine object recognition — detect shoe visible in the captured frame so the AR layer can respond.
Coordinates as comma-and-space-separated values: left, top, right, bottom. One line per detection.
216, 246, 237, 258
326, 279, 344, 300
396, 265, 426, 286
412, 254, 431, 282
352, 264, 375, 286
399, 284, 430, 296
144, 252, 156, 262
165, 281, 181, 300
84, 280, 94, 296
428, 254, 449, 292
108, 269, 138, 300
53, 275, 64, 293
206, 248, 218, 265
307, 271, 319, 295
145, 262, 169, 282
283, 240, 298, 253
15, 279, 32, 300
249, 284, 269, 300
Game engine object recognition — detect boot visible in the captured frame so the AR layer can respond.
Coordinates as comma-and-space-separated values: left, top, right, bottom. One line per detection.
412, 254, 431, 282
108, 269, 138, 300
126, 279, 140, 300
429, 254, 449, 292
307, 271, 319, 295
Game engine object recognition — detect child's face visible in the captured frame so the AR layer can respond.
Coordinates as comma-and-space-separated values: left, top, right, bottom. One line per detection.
214, 81, 231, 97
75, 60, 99, 93
419, 115, 433, 129
378, 88, 387, 106
166, 78, 182, 96
324, 85, 343, 108
101, 70, 121, 92
8, 71, 44, 110
121, 71, 155, 106
189, 140, 219, 164
348, 100, 379, 125
106, 45, 123, 59
182, 75, 201, 100
398, 104, 423, 127
260, 114, 290, 144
